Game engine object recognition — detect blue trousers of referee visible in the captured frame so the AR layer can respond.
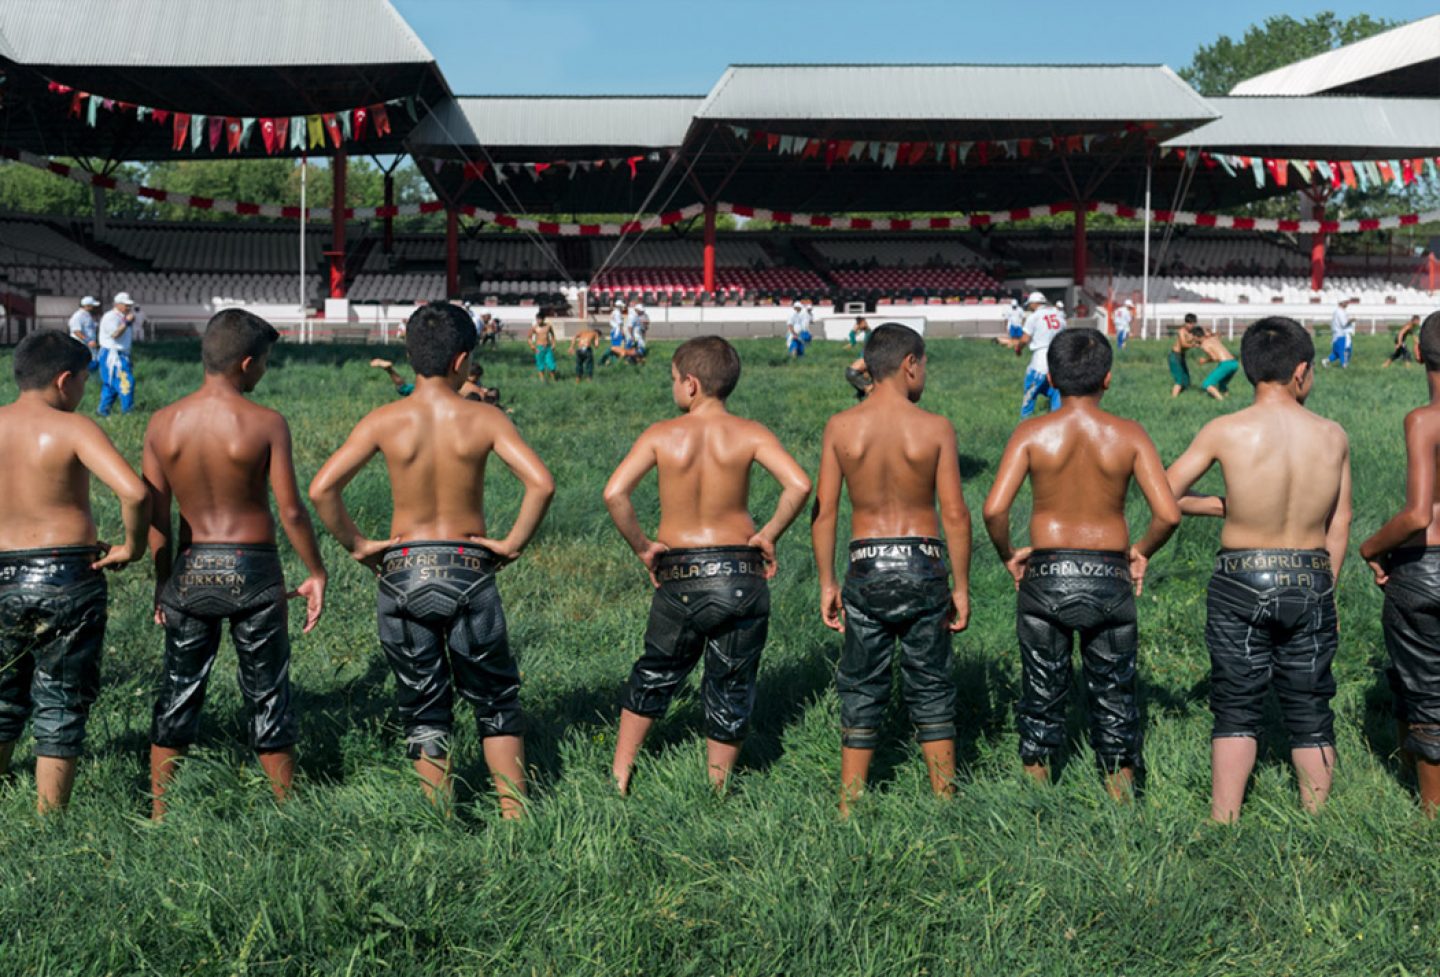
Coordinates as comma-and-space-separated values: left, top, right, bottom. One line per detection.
97, 348, 135, 416
1326, 335, 1352, 368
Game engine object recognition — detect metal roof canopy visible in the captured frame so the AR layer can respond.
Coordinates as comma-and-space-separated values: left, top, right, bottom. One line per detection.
678, 64, 1247, 214
1232, 15, 1440, 97
409, 96, 701, 213
1164, 96, 1440, 159
0, 0, 450, 161
421, 65, 1281, 217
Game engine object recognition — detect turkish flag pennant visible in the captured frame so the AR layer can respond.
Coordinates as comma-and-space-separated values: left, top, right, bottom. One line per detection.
626, 155, 643, 179
1402, 159, 1416, 185
225, 117, 242, 154
1018, 138, 1034, 157
172, 113, 191, 151
835, 140, 854, 163
353, 106, 369, 140
533, 162, 551, 175
1066, 135, 1083, 153
824, 140, 838, 169
1329, 161, 1343, 189
152, 109, 170, 125
273, 116, 290, 149
370, 104, 391, 137
765, 132, 779, 151
462, 161, 488, 182
801, 139, 821, 160
208, 116, 223, 151
323, 113, 342, 147
260, 118, 276, 154
977, 141, 990, 165
908, 142, 928, 166
69, 92, 85, 117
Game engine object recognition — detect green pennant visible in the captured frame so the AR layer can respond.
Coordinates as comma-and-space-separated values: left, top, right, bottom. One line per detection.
240, 117, 255, 149
339, 110, 352, 139
191, 114, 206, 150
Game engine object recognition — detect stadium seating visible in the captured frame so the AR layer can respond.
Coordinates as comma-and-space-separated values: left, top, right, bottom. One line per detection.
589, 267, 827, 301
29, 268, 323, 304
0, 217, 109, 268
827, 268, 1001, 292
805, 236, 988, 269
588, 238, 773, 269
1105, 274, 1430, 305
97, 222, 327, 272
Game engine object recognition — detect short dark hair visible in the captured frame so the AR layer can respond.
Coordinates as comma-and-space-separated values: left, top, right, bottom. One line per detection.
1048, 328, 1112, 396
201, 308, 279, 373
1186, 324, 1206, 339
672, 336, 741, 398
407, 301, 477, 377
14, 331, 90, 391
863, 323, 925, 382
1183, 313, 1198, 324
1240, 316, 1314, 385
1419, 311, 1440, 371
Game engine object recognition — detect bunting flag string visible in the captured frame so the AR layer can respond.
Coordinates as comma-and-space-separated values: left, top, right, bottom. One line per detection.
6, 145, 1438, 235
1172, 149, 1440, 192
451, 151, 666, 183
41, 79, 415, 155
725, 124, 1152, 169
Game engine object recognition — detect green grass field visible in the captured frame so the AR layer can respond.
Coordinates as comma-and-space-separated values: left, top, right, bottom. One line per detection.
1, 330, 1438, 976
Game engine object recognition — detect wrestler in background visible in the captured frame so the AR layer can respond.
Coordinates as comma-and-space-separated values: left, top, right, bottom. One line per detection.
1189, 326, 1240, 401
528, 311, 558, 382
569, 322, 602, 383
811, 324, 972, 815
0, 332, 148, 812
1167, 317, 1352, 823
1168, 313, 1200, 397
143, 310, 328, 820
309, 302, 554, 816
844, 357, 872, 400
1360, 311, 1440, 816
983, 328, 1179, 801
604, 336, 811, 794
1382, 314, 1422, 369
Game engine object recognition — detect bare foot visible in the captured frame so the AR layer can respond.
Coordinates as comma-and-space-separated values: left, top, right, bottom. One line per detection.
370, 358, 393, 370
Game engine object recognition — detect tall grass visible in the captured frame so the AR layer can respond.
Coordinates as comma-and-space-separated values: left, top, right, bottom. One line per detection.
0, 332, 1435, 976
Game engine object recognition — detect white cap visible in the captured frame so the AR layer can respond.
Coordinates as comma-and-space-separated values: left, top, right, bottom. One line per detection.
1009, 298, 1019, 307
793, 300, 802, 308
113, 292, 134, 306
1057, 300, 1065, 309
614, 300, 626, 309
1124, 299, 1134, 307
1025, 291, 1047, 306
81, 295, 99, 307
633, 302, 644, 310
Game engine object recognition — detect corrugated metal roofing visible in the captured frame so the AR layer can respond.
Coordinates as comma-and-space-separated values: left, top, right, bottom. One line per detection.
1163, 96, 1440, 156
1231, 15, 1440, 96
695, 64, 1217, 123
0, 0, 433, 67
409, 96, 702, 151
0, 24, 16, 62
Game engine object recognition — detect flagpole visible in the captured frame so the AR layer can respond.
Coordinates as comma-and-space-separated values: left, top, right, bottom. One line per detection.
299, 155, 307, 343
1142, 157, 1152, 341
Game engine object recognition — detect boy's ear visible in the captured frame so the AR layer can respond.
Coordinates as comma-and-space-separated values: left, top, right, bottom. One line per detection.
54, 369, 76, 392
1293, 360, 1311, 386
238, 354, 255, 375
450, 350, 471, 375
1103, 371, 1113, 390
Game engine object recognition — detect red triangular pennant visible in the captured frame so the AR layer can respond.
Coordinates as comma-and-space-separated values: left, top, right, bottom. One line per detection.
370, 104, 391, 137
172, 113, 191, 151
208, 116, 223, 151
323, 113, 342, 147
225, 117, 243, 154
353, 106, 369, 140
261, 118, 277, 154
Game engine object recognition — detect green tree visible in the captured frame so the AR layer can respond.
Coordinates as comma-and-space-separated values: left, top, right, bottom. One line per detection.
0, 159, 149, 218
1180, 12, 1395, 96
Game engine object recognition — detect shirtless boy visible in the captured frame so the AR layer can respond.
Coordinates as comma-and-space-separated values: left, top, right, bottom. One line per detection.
570, 323, 602, 383
983, 329, 1179, 799
0, 332, 147, 811
309, 302, 554, 815
143, 310, 328, 819
1382, 314, 1422, 369
604, 336, 811, 793
1190, 326, 1240, 401
1360, 311, 1440, 815
1167, 316, 1351, 823
528, 311, 558, 382
1168, 314, 1199, 397
811, 324, 972, 813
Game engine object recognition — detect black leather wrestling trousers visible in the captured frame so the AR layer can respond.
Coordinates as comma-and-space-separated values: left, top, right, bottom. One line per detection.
1015, 549, 1139, 772
621, 546, 770, 743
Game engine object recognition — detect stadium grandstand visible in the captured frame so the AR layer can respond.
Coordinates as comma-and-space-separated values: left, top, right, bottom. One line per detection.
2, 4, 1440, 342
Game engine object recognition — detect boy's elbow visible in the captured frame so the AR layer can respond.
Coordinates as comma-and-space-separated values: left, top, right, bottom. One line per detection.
534, 472, 557, 500
279, 503, 312, 527
1401, 508, 1432, 535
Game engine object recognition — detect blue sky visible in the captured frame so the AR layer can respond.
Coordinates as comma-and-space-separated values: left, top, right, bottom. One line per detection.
392, 1, 1434, 95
